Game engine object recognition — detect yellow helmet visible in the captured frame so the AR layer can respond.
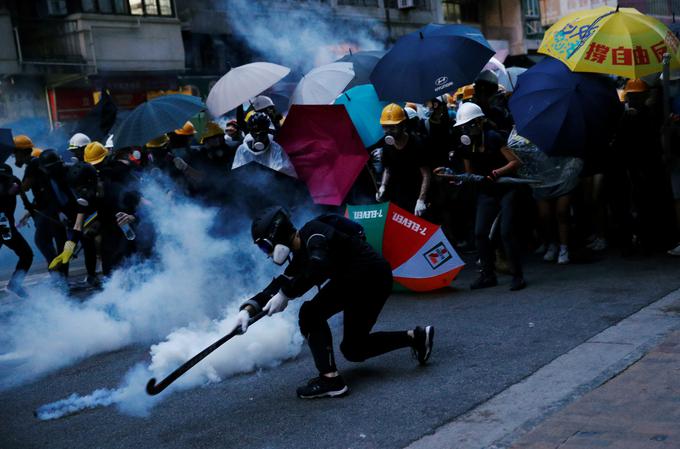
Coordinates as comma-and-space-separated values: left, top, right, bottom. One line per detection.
245, 110, 256, 123
463, 84, 475, 100
13, 135, 34, 150
84, 142, 109, 165
174, 121, 196, 136
624, 79, 648, 94
380, 103, 406, 125
200, 122, 224, 144
146, 134, 170, 148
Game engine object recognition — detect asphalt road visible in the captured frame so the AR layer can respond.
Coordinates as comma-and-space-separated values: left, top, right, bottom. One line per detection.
1, 252, 679, 449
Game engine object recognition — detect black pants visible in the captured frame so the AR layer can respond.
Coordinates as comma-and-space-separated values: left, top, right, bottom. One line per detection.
297, 263, 412, 375
34, 212, 67, 273
2, 225, 33, 285
475, 188, 523, 277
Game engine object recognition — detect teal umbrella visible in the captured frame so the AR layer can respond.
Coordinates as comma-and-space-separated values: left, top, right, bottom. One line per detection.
334, 84, 386, 148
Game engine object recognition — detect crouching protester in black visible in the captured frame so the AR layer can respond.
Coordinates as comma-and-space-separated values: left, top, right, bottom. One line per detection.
234, 207, 435, 399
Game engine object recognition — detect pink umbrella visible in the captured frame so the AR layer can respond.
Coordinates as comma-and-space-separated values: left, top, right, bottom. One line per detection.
277, 105, 369, 206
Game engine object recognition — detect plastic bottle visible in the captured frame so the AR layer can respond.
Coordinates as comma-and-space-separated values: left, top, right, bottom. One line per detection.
119, 223, 136, 241
0, 213, 11, 240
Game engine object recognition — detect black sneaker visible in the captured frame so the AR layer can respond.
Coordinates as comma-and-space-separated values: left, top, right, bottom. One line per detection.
510, 276, 527, 291
296, 375, 349, 399
470, 274, 498, 290
412, 326, 434, 365
85, 275, 102, 289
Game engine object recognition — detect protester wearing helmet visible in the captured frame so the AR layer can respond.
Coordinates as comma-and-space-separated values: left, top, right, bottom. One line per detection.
252, 95, 283, 132
233, 206, 435, 399
376, 104, 431, 217
473, 70, 513, 136
0, 163, 33, 297
13, 135, 41, 168
68, 133, 91, 162
84, 142, 109, 167
448, 102, 525, 291
232, 112, 297, 177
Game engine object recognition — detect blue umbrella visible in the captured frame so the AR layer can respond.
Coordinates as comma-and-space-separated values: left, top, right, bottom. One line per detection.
508, 57, 623, 157
113, 94, 206, 150
370, 24, 494, 103
334, 84, 387, 148
336, 50, 386, 91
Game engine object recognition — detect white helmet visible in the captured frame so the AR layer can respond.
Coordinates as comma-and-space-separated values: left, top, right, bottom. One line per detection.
68, 133, 91, 150
251, 95, 274, 112
454, 102, 485, 127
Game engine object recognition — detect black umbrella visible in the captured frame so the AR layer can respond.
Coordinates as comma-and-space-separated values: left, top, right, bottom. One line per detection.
336, 50, 386, 91
73, 90, 118, 142
0, 129, 13, 164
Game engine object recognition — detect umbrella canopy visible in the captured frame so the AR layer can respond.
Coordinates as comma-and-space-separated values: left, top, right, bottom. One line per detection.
508, 57, 623, 157
539, 6, 680, 78
277, 105, 368, 206
334, 84, 387, 148
113, 94, 205, 150
206, 62, 290, 117
505, 66, 528, 92
289, 62, 355, 106
0, 129, 14, 164
370, 23, 495, 103
336, 50, 386, 91
346, 202, 464, 291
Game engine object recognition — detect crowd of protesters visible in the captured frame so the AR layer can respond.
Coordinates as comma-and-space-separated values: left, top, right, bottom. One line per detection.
1, 67, 679, 298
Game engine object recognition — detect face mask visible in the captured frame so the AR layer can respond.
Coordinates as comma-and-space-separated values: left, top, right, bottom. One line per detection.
384, 135, 396, 146
132, 150, 141, 160
460, 135, 472, 146
272, 244, 291, 265
224, 134, 233, 142
253, 141, 266, 151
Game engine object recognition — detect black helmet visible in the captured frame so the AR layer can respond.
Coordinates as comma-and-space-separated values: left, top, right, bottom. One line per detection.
68, 161, 98, 189
248, 112, 271, 134
251, 206, 296, 254
38, 149, 64, 174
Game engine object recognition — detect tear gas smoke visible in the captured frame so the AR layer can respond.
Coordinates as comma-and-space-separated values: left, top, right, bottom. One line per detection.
217, 0, 386, 73
36, 312, 302, 420
0, 176, 307, 391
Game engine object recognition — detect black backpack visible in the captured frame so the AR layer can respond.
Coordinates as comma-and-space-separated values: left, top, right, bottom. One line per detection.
315, 213, 366, 241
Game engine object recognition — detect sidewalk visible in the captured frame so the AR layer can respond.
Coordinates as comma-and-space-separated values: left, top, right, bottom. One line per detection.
509, 330, 680, 449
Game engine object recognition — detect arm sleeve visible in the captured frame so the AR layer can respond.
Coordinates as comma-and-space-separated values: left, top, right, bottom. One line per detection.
239, 275, 290, 313
280, 221, 335, 298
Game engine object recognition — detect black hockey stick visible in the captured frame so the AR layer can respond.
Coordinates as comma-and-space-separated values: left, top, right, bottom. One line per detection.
146, 310, 268, 395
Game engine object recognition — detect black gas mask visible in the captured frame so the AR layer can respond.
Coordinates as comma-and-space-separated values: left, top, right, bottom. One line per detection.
383, 124, 405, 146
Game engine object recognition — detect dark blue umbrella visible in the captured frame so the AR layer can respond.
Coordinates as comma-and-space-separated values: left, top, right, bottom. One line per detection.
113, 94, 205, 150
370, 24, 494, 103
336, 50, 386, 91
508, 57, 623, 157
0, 129, 14, 164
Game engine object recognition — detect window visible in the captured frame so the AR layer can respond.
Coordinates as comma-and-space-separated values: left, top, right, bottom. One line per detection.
442, 0, 479, 23
129, 0, 143, 15
159, 0, 172, 15
143, 0, 158, 15
46, 0, 68, 15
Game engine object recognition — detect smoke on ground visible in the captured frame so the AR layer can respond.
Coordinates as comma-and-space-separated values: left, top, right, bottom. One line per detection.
0, 176, 308, 392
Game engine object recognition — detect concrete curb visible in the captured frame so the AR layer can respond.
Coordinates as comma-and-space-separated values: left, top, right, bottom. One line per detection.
404, 287, 680, 449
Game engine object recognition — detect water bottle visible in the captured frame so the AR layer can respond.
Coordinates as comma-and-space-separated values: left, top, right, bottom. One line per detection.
0, 213, 11, 241
119, 223, 136, 241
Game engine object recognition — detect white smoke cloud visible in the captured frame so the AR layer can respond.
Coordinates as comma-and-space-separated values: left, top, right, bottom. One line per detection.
216, 0, 387, 72
0, 178, 304, 393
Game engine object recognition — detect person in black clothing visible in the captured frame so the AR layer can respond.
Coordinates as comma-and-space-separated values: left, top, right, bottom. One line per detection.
452, 102, 526, 291
473, 70, 514, 137
376, 104, 431, 217
18, 150, 71, 277
0, 163, 33, 297
233, 207, 435, 399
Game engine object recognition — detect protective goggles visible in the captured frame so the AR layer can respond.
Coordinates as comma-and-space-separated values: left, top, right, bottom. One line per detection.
255, 238, 274, 255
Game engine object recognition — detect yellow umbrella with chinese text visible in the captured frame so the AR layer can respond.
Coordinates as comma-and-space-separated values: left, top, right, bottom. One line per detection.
539, 5, 680, 78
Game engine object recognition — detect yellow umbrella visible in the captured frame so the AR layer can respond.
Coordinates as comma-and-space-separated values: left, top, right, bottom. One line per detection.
539, 6, 680, 78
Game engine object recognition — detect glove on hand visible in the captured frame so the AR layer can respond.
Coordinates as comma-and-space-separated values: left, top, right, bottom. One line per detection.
263, 290, 289, 316
173, 157, 189, 172
414, 199, 427, 217
375, 185, 386, 202
49, 240, 76, 270
234, 309, 251, 333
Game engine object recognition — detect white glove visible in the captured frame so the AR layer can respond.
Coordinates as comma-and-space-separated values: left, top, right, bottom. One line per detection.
263, 290, 289, 316
234, 309, 251, 333
173, 157, 189, 172
375, 185, 386, 202
371, 148, 382, 162
415, 199, 427, 216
